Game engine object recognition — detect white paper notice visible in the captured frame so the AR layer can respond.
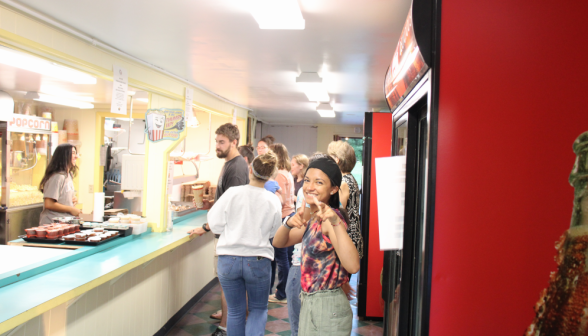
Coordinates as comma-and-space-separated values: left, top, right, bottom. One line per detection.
166, 161, 175, 195
99, 145, 107, 167
375, 156, 406, 250
110, 65, 128, 115
185, 87, 194, 119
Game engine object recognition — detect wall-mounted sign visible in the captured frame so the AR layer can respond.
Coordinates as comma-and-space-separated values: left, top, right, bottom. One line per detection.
384, 7, 428, 111
145, 108, 185, 142
9, 115, 51, 131
110, 65, 128, 115
375, 156, 406, 250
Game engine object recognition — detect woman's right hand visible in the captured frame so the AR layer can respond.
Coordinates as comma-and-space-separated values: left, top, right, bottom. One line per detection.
287, 200, 307, 229
70, 207, 81, 216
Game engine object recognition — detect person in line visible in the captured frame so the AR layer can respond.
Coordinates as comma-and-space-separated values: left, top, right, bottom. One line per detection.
290, 154, 309, 205
273, 157, 360, 336
204, 152, 282, 336
256, 135, 274, 156
268, 143, 296, 304
238, 144, 254, 164
39, 144, 81, 224
188, 123, 249, 336
328, 140, 364, 259
285, 152, 323, 336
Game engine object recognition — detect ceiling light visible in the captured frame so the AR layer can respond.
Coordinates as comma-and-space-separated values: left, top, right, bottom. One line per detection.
0, 46, 96, 84
127, 91, 136, 96
134, 91, 149, 103
29, 92, 94, 109
250, 0, 305, 30
316, 103, 335, 118
296, 72, 330, 102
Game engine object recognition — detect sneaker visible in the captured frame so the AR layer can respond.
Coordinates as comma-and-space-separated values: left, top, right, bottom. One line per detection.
268, 294, 287, 303
212, 327, 227, 336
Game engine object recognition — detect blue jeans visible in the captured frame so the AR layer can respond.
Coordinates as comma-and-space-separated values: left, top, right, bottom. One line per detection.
286, 265, 302, 336
270, 245, 290, 300
218, 255, 271, 336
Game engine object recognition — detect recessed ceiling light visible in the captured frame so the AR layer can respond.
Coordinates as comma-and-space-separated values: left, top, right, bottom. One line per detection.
250, 0, 305, 30
297, 72, 330, 102
316, 103, 335, 118
0, 46, 96, 84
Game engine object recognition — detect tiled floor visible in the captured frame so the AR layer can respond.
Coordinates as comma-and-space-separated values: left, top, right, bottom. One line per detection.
166, 274, 383, 336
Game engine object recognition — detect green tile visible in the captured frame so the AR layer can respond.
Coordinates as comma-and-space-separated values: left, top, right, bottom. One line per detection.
206, 299, 221, 306
182, 323, 218, 336
267, 303, 284, 309
266, 315, 279, 321
276, 330, 292, 336
264, 330, 273, 335
193, 309, 222, 320
282, 318, 289, 323
352, 320, 372, 328
372, 321, 383, 328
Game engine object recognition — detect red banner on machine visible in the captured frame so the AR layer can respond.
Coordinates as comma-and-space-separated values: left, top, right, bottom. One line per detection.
384, 9, 428, 110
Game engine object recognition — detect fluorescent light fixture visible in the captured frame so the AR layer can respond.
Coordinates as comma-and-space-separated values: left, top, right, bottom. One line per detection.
27, 92, 94, 109
250, 0, 305, 30
297, 72, 330, 102
0, 46, 96, 84
316, 103, 335, 118
127, 91, 136, 96
134, 91, 149, 103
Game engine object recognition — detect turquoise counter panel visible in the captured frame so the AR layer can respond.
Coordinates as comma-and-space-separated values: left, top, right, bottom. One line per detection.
0, 210, 208, 329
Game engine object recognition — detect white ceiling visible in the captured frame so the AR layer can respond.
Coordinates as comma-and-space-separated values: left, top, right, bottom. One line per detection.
16, 0, 411, 124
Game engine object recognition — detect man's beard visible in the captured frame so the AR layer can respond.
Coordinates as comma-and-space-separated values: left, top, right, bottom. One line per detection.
216, 147, 230, 158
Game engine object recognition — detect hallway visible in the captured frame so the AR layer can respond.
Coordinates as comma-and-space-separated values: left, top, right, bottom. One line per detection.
166, 274, 384, 336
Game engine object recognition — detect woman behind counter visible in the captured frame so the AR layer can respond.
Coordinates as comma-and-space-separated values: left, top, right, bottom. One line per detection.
38, 144, 80, 224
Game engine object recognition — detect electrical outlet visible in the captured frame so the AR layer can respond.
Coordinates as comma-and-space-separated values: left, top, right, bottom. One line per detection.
89, 184, 93, 193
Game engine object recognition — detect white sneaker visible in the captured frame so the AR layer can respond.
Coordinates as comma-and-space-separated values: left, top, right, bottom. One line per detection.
268, 294, 287, 303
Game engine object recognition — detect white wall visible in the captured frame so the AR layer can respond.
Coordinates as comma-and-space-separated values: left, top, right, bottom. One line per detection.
260, 124, 318, 157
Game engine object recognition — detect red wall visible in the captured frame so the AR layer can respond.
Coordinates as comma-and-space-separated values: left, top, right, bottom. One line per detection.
366, 112, 392, 318
431, 0, 588, 335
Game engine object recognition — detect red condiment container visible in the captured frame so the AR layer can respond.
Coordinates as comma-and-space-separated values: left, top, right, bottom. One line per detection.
36, 228, 47, 238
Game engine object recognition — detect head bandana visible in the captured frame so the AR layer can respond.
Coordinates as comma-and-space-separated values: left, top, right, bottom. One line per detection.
251, 156, 272, 180
305, 157, 342, 209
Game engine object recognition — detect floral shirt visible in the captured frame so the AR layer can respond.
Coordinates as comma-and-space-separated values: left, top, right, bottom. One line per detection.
300, 208, 350, 293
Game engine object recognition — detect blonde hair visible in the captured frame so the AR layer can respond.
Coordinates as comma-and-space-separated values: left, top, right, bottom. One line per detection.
292, 154, 309, 170
251, 152, 278, 180
328, 141, 356, 173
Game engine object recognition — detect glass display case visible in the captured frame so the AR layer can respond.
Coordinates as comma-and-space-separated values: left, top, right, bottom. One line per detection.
0, 115, 53, 244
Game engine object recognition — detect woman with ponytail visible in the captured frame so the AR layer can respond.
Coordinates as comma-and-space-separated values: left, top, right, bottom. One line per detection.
205, 152, 283, 336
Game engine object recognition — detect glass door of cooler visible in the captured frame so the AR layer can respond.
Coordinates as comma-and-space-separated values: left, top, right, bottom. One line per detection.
385, 97, 430, 336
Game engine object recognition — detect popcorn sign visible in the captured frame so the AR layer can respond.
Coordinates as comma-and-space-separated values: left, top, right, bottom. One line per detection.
145, 108, 185, 142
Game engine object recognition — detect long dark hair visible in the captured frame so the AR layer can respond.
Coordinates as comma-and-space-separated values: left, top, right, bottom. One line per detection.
39, 144, 78, 192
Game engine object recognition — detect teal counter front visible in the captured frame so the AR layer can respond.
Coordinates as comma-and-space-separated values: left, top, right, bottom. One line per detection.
0, 211, 216, 336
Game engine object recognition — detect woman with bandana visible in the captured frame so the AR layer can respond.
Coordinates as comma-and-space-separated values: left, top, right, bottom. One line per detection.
272, 157, 360, 335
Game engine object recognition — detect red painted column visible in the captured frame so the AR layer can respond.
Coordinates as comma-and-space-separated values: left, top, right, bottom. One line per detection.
430, 0, 588, 334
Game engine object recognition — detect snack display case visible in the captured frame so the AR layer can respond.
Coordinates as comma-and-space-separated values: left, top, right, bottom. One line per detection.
0, 115, 53, 244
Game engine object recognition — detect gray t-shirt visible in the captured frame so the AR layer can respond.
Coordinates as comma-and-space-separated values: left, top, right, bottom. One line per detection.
214, 155, 249, 238
39, 172, 75, 224
215, 155, 250, 201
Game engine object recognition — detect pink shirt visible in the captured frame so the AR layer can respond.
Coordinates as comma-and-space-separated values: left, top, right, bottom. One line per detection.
276, 170, 295, 218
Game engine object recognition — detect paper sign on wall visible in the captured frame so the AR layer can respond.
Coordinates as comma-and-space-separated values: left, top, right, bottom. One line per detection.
110, 65, 128, 115
145, 108, 185, 142
166, 161, 175, 195
375, 156, 407, 250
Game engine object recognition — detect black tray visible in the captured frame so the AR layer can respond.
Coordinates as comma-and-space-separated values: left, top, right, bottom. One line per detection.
80, 226, 133, 237
19, 235, 63, 244
61, 236, 120, 246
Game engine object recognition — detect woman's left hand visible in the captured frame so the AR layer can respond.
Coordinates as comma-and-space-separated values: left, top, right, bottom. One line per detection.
72, 196, 78, 205
313, 196, 340, 235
